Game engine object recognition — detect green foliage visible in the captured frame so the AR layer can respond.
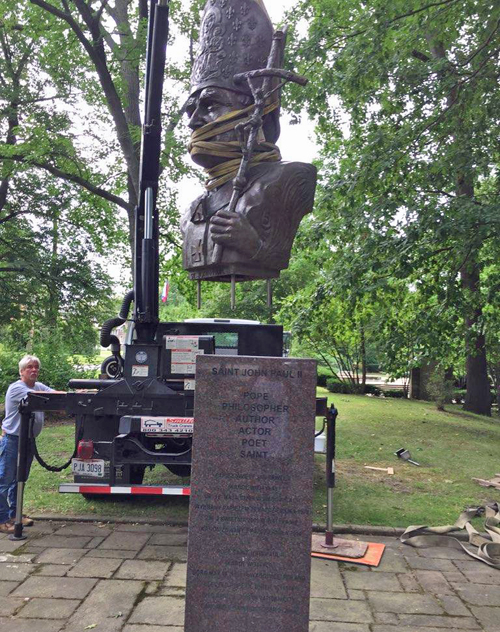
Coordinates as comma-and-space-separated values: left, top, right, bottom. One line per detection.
382, 389, 408, 399
0, 345, 21, 397
326, 379, 358, 394
0, 0, 194, 270
317, 365, 335, 387
364, 384, 383, 396
0, 328, 95, 395
283, 0, 500, 414
426, 369, 455, 411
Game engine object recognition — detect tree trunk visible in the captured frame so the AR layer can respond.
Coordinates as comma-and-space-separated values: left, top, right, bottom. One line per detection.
47, 208, 60, 326
461, 261, 491, 416
425, 34, 491, 417
360, 324, 367, 389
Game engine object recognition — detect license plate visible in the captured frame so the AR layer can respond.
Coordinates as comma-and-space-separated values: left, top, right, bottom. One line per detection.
72, 459, 105, 478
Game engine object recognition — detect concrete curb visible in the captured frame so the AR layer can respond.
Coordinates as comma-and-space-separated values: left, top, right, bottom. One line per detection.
29, 513, 407, 536
312, 523, 406, 537
30, 513, 189, 527
29, 515, 476, 542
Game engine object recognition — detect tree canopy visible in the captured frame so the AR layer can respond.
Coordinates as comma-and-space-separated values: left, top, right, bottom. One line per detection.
280, 0, 500, 414
1, 0, 499, 416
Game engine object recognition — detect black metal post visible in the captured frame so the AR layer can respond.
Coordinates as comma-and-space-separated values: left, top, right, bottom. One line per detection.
9, 408, 31, 541
324, 403, 338, 546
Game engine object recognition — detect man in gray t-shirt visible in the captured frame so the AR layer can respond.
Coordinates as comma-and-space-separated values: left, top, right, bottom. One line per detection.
0, 355, 53, 533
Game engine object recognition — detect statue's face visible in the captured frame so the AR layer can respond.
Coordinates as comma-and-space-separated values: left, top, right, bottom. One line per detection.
186, 86, 251, 169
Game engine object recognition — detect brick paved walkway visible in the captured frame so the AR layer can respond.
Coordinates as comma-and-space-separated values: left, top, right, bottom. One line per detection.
0, 520, 499, 631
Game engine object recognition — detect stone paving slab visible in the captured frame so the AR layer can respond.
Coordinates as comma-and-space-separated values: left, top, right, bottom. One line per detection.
396, 613, 480, 628
53, 523, 112, 537
30, 535, 93, 548
115, 524, 188, 534
0, 617, 64, 631
115, 559, 169, 581
470, 606, 500, 632
367, 591, 444, 615
63, 579, 144, 632
0, 564, 34, 582
66, 555, 122, 578
11, 576, 98, 600
0, 596, 24, 617
371, 627, 472, 632
138, 545, 187, 562
460, 567, 500, 584
310, 624, 370, 632
165, 562, 187, 587
414, 569, 454, 594
1, 520, 499, 631
34, 547, 87, 565
452, 583, 500, 606
85, 547, 138, 559
0, 583, 15, 597
438, 593, 472, 616
85, 536, 106, 548
0, 553, 36, 564
310, 598, 373, 623
16, 597, 80, 619
98, 531, 151, 550
129, 596, 185, 627
124, 627, 184, 632
344, 571, 402, 592
311, 558, 347, 599
148, 533, 188, 546
35, 564, 68, 577
0, 539, 26, 553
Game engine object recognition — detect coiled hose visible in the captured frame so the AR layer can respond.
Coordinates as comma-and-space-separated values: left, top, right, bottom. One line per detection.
100, 290, 134, 349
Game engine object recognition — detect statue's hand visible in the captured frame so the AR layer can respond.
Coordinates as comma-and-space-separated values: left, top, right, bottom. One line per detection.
210, 210, 262, 258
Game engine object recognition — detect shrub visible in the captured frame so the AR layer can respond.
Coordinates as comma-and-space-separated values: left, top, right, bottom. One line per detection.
326, 380, 383, 396
452, 389, 466, 404
382, 389, 407, 399
364, 384, 382, 396
317, 366, 335, 387
326, 379, 355, 394
0, 330, 98, 396
0, 344, 22, 396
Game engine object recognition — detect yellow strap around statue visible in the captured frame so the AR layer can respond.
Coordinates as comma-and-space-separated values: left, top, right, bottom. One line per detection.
188, 102, 281, 191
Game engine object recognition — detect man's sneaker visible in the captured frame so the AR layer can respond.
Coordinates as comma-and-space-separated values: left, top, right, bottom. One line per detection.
0, 522, 15, 534
7, 516, 34, 527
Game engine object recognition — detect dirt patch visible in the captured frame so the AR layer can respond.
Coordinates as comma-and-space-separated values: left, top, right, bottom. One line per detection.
316, 459, 414, 494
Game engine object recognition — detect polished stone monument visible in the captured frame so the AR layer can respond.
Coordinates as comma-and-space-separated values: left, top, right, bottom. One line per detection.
184, 355, 317, 632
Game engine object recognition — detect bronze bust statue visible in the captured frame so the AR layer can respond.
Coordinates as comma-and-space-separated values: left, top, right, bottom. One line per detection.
181, 0, 317, 285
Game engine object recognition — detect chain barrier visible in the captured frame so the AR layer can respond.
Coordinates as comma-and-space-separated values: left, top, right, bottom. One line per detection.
29, 415, 83, 473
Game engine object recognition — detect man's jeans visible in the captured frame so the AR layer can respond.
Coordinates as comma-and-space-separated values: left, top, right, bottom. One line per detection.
0, 434, 33, 523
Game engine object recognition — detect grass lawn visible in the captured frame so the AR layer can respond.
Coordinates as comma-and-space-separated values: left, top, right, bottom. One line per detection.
24, 389, 500, 528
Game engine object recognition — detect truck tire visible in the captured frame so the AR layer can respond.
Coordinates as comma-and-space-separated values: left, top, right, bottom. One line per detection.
101, 356, 123, 379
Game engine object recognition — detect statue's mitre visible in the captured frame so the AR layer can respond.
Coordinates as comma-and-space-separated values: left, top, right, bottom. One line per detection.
190, 0, 274, 97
